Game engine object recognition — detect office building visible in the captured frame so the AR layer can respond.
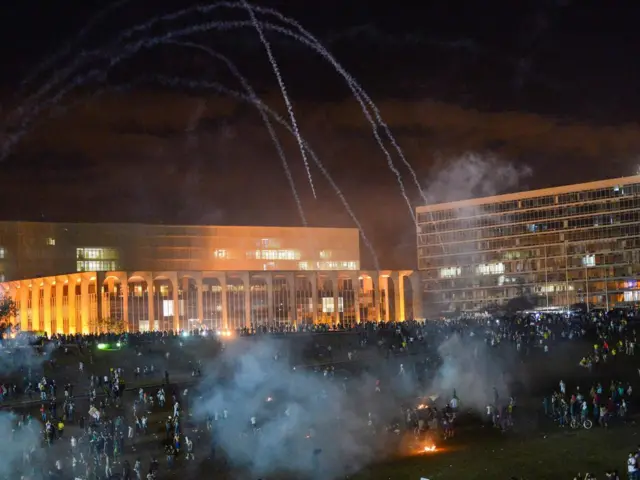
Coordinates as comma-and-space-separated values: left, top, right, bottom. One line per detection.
416, 175, 640, 312
0, 222, 422, 333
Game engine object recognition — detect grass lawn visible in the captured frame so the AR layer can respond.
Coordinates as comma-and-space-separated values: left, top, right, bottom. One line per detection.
354, 423, 636, 479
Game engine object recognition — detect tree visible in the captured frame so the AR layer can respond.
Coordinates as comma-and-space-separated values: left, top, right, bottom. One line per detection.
0, 296, 17, 337
97, 316, 125, 334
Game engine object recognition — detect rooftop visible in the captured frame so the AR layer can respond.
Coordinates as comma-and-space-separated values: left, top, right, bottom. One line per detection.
416, 175, 640, 213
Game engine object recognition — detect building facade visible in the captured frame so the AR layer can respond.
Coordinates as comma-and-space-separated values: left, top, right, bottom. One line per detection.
0, 222, 422, 333
417, 175, 640, 312
0, 269, 422, 334
0, 222, 361, 281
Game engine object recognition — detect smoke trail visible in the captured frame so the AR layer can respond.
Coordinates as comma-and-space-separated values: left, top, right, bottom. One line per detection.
32, 69, 379, 269
193, 338, 378, 479
167, 40, 307, 226
19, 0, 132, 91
241, 0, 316, 200
149, 74, 380, 271
7, 6, 419, 227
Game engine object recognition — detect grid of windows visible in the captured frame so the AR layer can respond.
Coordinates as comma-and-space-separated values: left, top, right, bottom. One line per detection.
77, 260, 118, 272
417, 178, 640, 312
76, 247, 119, 260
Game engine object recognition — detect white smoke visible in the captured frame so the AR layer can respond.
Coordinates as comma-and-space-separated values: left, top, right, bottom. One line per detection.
0, 411, 41, 478
193, 338, 381, 479
424, 152, 531, 204
427, 333, 512, 412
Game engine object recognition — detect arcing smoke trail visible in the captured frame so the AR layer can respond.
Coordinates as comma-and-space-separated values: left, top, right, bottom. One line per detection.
148, 74, 380, 271
241, 0, 316, 200
7, 4, 419, 227
167, 40, 307, 227
19, 0, 132, 92
57, 72, 379, 271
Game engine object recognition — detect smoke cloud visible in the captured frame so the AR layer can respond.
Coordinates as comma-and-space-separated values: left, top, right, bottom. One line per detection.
423, 152, 532, 205
0, 411, 41, 478
193, 338, 383, 479
427, 333, 513, 412
0, 335, 56, 375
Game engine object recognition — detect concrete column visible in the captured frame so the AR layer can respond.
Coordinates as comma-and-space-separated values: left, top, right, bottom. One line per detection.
286, 272, 296, 325
121, 280, 129, 332
31, 282, 40, 332
370, 275, 381, 322
220, 275, 229, 330
331, 272, 339, 325
379, 274, 390, 322
172, 277, 180, 332
43, 280, 52, 336
55, 280, 64, 334
392, 272, 406, 322
68, 277, 77, 334
80, 277, 90, 334
266, 273, 274, 325
196, 278, 204, 328
309, 273, 318, 324
96, 272, 106, 330
19, 282, 29, 331
410, 273, 425, 321
147, 279, 155, 331
241, 272, 251, 329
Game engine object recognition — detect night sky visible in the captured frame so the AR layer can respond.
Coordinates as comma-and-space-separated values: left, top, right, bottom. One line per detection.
0, 0, 638, 269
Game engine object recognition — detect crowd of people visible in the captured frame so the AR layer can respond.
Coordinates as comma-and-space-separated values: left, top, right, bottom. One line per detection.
0, 306, 639, 478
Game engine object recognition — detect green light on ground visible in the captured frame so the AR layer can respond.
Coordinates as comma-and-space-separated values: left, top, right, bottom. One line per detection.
97, 343, 107, 350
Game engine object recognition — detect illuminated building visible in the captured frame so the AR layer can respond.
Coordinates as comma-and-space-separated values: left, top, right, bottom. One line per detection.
416, 175, 640, 312
0, 222, 422, 333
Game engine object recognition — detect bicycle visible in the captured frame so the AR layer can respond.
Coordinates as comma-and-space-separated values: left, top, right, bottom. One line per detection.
570, 418, 593, 429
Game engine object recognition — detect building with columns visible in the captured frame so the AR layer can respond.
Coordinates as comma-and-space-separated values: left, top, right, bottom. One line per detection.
0, 222, 423, 333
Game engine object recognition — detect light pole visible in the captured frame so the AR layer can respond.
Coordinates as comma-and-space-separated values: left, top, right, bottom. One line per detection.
564, 240, 570, 310
604, 266, 609, 311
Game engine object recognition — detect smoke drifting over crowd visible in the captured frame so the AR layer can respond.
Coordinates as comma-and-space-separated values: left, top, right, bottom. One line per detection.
0, 411, 40, 478
0, 336, 56, 374
427, 333, 513, 413
193, 338, 382, 479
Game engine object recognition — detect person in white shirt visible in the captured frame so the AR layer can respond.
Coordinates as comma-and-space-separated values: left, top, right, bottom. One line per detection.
628, 452, 637, 479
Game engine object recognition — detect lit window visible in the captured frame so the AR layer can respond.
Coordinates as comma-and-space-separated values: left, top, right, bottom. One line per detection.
255, 249, 300, 260
440, 267, 461, 278
582, 255, 596, 267
320, 250, 332, 259
77, 260, 117, 272
162, 300, 174, 317
46, 237, 55, 246
214, 249, 227, 259
76, 247, 118, 260
298, 262, 310, 270
476, 263, 505, 275
0, 247, 4, 259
